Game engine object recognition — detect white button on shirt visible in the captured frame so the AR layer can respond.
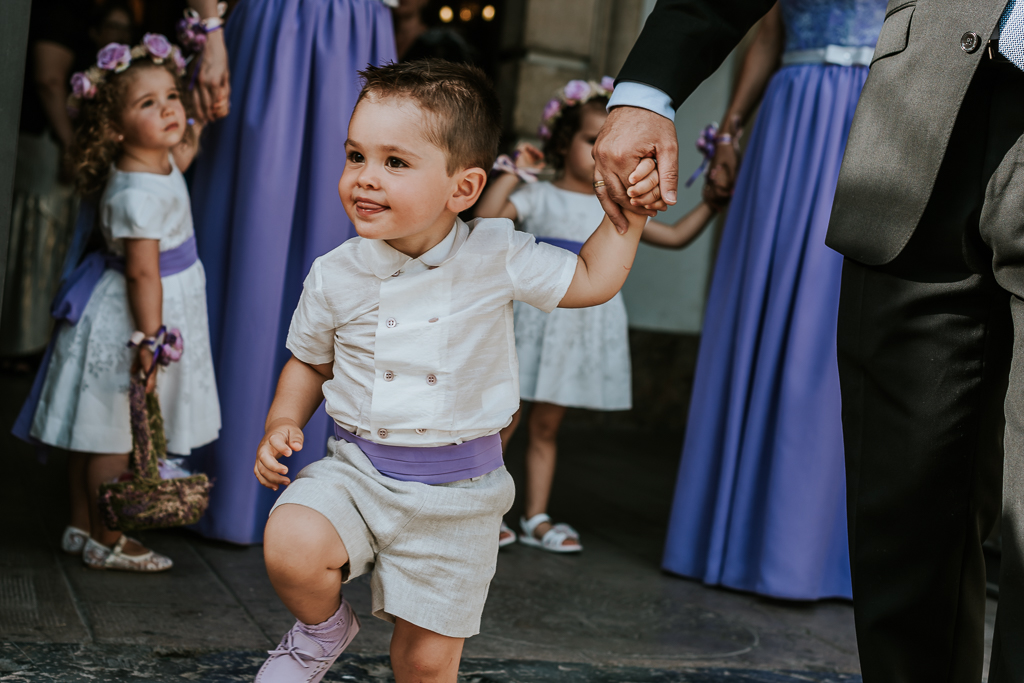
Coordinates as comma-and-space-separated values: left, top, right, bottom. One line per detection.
286, 218, 578, 447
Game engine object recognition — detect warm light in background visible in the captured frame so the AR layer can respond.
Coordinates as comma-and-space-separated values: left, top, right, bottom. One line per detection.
439, 5, 454, 22
459, 6, 473, 21
482, 4, 495, 20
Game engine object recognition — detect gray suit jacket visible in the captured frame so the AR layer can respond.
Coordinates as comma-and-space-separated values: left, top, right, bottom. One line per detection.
825, 0, 1008, 265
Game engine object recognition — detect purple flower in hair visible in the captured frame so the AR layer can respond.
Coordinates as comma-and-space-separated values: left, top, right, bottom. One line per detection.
600, 76, 615, 92
70, 72, 97, 99
170, 46, 187, 74
542, 98, 561, 121
143, 33, 173, 60
97, 43, 132, 72
563, 80, 591, 103
538, 124, 551, 140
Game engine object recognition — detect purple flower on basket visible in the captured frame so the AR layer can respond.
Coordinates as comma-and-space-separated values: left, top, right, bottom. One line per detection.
542, 98, 561, 122
143, 33, 173, 60
600, 76, 615, 92
563, 79, 591, 103
160, 328, 185, 364
97, 42, 132, 73
70, 72, 97, 100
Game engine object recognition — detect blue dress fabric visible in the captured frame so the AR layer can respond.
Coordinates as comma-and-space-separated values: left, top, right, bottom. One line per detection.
661, 0, 885, 600
188, 0, 396, 544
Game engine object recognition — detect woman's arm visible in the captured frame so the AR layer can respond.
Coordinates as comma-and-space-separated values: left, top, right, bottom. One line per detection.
641, 201, 717, 249
123, 239, 163, 391
33, 41, 75, 149
187, 0, 231, 123
704, 2, 784, 205
473, 143, 545, 220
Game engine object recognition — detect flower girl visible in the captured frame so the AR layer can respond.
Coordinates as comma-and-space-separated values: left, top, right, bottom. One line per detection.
15, 35, 221, 571
475, 78, 719, 551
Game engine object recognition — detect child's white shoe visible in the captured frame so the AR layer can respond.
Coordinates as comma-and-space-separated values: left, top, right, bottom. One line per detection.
82, 536, 173, 572
519, 513, 583, 553
256, 599, 360, 683
61, 526, 89, 555
498, 521, 517, 548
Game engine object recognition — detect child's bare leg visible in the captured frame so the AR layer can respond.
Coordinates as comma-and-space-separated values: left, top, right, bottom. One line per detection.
264, 503, 350, 624
523, 402, 572, 543
68, 452, 90, 531
390, 618, 464, 683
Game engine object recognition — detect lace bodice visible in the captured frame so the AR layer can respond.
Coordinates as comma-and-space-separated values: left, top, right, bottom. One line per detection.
781, 0, 887, 52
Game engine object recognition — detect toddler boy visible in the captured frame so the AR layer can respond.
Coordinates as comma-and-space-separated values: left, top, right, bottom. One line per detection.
253, 60, 649, 683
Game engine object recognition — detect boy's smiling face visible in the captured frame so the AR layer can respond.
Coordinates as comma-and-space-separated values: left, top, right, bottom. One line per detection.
340, 95, 485, 258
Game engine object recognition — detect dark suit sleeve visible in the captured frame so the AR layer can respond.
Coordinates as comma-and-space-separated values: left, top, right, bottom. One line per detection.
616, 0, 776, 109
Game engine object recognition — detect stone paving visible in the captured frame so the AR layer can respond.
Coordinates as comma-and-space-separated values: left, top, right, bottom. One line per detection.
0, 366, 994, 681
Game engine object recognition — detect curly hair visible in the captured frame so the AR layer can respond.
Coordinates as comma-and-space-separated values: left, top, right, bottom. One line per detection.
541, 97, 608, 173
68, 59, 196, 198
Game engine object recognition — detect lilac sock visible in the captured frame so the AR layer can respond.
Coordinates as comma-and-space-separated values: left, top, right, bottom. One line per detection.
297, 598, 351, 652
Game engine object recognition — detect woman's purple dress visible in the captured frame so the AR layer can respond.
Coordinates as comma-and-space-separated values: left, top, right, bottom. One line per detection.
188, 0, 396, 544
662, 0, 886, 599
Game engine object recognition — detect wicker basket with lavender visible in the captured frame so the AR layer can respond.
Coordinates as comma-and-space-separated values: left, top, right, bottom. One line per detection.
98, 328, 213, 531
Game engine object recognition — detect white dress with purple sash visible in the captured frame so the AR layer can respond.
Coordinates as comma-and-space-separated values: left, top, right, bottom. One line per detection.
28, 162, 221, 456
508, 181, 632, 411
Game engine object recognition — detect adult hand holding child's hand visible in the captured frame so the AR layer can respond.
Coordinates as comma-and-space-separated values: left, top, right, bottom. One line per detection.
255, 419, 305, 491
593, 106, 679, 233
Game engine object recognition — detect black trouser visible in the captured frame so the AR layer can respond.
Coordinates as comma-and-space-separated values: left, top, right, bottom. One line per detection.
837, 58, 1024, 682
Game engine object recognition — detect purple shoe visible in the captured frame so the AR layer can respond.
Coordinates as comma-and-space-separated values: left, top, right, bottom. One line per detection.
255, 600, 360, 683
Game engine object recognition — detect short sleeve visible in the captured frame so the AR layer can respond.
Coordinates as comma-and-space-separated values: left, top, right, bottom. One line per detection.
505, 227, 578, 313
103, 188, 168, 241
508, 183, 537, 223
286, 259, 337, 365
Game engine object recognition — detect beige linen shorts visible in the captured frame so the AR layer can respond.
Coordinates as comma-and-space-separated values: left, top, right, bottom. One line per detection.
271, 437, 515, 638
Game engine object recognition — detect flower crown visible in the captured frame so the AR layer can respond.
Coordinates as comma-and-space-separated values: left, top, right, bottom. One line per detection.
538, 76, 615, 140
68, 34, 187, 109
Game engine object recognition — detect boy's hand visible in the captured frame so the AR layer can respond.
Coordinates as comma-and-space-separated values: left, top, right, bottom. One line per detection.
255, 418, 304, 491
626, 158, 669, 212
514, 142, 545, 172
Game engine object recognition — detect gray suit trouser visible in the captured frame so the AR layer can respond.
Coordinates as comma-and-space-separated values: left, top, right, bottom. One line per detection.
837, 57, 1024, 682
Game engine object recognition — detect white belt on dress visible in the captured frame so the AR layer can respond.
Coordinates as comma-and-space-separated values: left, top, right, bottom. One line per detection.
781, 45, 875, 67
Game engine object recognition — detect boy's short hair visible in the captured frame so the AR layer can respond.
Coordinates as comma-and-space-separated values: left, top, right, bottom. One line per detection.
357, 59, 501, 176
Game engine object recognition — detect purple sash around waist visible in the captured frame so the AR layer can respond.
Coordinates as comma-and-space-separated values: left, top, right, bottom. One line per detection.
13, 235, 199, 447
51, 236, 199, 324
334, 424, 504, 485
536, 236, 584, 255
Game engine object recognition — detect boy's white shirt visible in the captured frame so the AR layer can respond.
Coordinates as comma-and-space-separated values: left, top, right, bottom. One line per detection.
286, 217, 578, 447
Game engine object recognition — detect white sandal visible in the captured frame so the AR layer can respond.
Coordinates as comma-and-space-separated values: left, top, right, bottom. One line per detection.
499, 521, 517, 548
82, 536, 174, 572
61, 526, 90, 555
519, 513, 582, 553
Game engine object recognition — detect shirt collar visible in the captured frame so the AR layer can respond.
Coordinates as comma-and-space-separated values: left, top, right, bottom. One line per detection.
361, 219, 470, 279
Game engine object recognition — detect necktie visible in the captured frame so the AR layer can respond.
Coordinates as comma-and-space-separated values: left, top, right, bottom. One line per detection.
999, 0, 1024, 71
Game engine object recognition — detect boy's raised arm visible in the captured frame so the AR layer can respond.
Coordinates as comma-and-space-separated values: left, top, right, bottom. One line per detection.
558, 209, 647, 309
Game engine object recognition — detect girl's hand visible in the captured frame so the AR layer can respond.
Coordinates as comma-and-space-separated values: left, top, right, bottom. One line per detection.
131, 346, 158, 393
704, 142, 738, 207
196, 30, 231, 123
626, 157, 669, 212
254, 419, 304, 491
514, 142, 545, 172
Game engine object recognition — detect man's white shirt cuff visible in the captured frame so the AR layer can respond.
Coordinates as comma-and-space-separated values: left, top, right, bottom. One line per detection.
607, 82, 676, 121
